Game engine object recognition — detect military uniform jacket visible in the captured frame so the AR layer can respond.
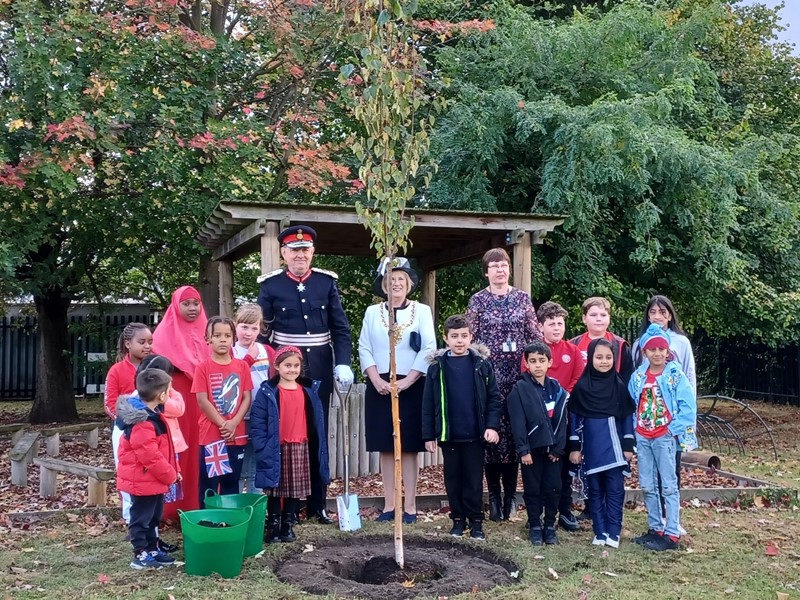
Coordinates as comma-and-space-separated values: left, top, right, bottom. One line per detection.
257, 268, 352, 367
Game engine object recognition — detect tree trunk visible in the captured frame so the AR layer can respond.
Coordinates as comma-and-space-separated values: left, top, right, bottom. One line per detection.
28, 288, 78, 424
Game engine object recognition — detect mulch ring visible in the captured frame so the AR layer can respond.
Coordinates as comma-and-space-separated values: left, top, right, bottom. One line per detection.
272, 535, 519, 600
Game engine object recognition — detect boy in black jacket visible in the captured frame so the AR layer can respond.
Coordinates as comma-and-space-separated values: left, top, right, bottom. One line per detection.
507, 341, 569, 546
422, 314, 501, 540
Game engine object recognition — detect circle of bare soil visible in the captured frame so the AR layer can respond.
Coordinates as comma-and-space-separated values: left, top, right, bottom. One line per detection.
272, 536, 519, 600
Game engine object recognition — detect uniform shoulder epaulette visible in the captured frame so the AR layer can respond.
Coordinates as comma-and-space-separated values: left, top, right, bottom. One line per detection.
256, 268, 284, 284
311, 267, 339, 279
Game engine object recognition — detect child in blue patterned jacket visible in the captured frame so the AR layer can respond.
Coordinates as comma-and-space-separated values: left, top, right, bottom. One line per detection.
628, 324, 696, 551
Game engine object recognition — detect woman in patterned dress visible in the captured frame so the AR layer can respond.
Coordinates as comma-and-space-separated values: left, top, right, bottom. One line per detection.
467, 248, 541, 521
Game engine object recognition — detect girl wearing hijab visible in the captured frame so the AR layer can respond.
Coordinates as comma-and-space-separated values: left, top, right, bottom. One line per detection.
567, 338, 635, 548
152, 286, 208, 515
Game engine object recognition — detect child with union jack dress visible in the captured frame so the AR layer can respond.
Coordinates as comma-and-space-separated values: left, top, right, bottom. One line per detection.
250, 346, 330, 543
191, 316, 253, 506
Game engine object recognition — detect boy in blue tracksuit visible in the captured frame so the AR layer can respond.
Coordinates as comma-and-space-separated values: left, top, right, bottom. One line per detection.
422, 314, 501, 541
507, 341, 569, 546
628, 324, 696, 551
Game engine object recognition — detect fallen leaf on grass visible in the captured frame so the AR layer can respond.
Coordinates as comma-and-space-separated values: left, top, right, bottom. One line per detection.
509, 570, 520, 579
603, 572, 618, 578
302, 544, 315, 553
97, 574, 110, 584
776, 593, 789, 600
10, 566, 27, 574
724, 587, 735, 594
21, 548, 34, 553
765, 543, 780, 557
401, 579, 415, 588
533, 555, 545, 560
754, 496, 765, 508
582, 574, 592, 584
471, 584, 480, 593
66, 514, 79, 523
707, 522, 721, 528
601, 550, 609, 558
547, 567, 559, 580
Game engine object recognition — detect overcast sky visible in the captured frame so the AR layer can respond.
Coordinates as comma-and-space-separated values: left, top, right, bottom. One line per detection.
737, 0, 799, 53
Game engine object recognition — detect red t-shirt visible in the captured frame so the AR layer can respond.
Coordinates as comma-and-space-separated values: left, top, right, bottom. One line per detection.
278, 385, 308, 443
635, 370, 672, 438
104, 356, 137, 419
545, 339, 582, 393
192, 357, 254, 446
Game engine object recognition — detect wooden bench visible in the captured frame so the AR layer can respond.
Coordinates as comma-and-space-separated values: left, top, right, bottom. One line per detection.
40, 422, 103, 457
0, 422, 28, 445
33, 457, 115, 506
10, 431, 41, 486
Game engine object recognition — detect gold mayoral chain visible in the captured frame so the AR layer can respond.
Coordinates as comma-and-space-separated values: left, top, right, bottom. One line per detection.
380, 301, 417, 346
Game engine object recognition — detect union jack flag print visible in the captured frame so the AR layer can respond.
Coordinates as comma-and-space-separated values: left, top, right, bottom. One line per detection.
204, 440, 232, 478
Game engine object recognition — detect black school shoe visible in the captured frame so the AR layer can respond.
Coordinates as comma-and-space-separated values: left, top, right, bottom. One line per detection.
450, 519, 466, 537
634, 529, 661, 546
156, 538, 179, 553
644, 534, 680, 552
543, 526, 559, 545
558, 512, 580, 532
529, 527, 543, 546
469, 520, 486, 540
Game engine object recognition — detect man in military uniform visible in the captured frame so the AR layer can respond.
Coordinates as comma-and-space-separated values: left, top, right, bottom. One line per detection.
257, 225, 354, 524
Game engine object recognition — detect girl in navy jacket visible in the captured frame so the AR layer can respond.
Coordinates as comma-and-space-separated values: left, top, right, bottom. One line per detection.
250, 345, 329, 543
568, 338, 635, 548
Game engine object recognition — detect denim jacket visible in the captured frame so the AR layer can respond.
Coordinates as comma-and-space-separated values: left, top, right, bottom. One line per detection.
628, 360, 697, 451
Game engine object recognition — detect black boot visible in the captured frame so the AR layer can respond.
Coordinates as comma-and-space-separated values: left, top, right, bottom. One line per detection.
280, 498, 299, 542
501, 463, 518, 520
264, 514, 281, 543
279, 515, 296, 543
485, 464, 503, 522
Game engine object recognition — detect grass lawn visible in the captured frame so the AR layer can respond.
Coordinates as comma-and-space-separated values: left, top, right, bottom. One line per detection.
2, 398, 800, 599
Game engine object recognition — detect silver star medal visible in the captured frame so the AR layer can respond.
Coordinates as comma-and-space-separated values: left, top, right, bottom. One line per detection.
297, 282, 306, 292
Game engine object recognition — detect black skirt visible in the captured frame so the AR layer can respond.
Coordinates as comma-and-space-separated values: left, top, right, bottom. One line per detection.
364, 373, 425, 453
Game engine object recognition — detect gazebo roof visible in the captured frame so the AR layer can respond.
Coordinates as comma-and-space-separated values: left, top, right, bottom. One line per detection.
198, 201, 564, 271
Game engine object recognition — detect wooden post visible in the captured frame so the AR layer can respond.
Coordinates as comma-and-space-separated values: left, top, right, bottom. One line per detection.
87, 478, 108, 507
85, 427, 99, 449
45, 432, 60, 457
199, 255, 220, 318
39, 464, 57, 497
261, 221, 281, 275
511, 230, 532, 297
218, 259, 234, 318
420, 269, 437, 333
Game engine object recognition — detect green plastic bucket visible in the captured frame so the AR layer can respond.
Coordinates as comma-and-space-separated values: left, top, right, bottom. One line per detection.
204, 489, 268, 557
178, 506, 252, 578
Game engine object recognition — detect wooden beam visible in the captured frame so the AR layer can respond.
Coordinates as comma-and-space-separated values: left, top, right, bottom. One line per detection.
418, 233, 507, 270
215, 201, 564, 233
211, 218, 266, 261
218, 259, 234, 318
512, 230, 532, 296
261, 221, 281, 275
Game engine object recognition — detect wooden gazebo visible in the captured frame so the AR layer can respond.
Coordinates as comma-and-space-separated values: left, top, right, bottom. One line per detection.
197, 201, 564, 316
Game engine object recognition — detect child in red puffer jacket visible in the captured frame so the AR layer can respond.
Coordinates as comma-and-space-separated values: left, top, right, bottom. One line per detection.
117, 369, 180, 570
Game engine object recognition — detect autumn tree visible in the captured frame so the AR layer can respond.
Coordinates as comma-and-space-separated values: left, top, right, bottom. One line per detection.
0, 0, 360, 421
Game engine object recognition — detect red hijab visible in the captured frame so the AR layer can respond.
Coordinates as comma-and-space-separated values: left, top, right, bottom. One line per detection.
152, 286, 209, 377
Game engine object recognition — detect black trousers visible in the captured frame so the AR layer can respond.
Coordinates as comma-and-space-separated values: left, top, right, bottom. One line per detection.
129, 494, 163, 554
558, 454, 574, 515
521, 455, 561, 528
442, 441, 485, 522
